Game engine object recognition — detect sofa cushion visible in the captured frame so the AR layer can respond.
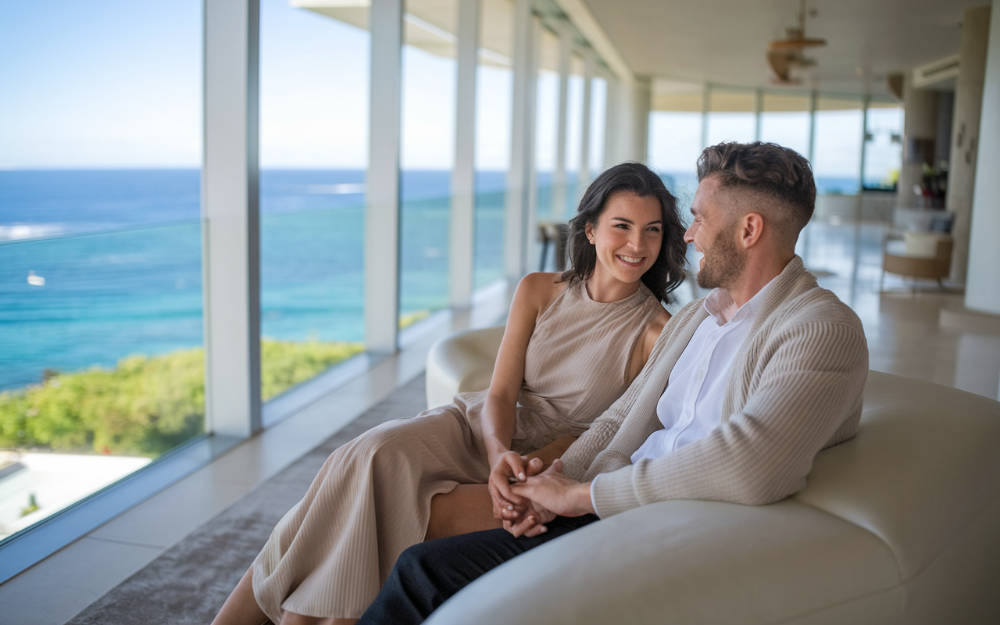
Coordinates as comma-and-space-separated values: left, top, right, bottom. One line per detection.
793, 371, 1000, 580
426, 499, 901, 625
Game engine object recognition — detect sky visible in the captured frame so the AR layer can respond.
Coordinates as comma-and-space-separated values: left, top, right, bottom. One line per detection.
0, 0, 893, 177
0, 1, 202, 168
0, 0, 571, 171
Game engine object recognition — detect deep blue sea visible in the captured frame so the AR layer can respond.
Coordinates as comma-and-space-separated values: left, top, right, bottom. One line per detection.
0, 168, 854, 391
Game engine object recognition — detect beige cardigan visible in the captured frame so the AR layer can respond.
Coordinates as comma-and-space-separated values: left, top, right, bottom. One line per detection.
560, 257, 869, 517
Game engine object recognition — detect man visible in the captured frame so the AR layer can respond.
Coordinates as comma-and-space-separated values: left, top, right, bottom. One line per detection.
358, 141, 869, 624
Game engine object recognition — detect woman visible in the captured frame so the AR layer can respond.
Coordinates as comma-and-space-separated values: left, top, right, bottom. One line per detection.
211, 163, 687, 625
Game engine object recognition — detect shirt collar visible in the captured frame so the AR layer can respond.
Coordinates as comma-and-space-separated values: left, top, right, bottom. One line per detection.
703, 274, 779, 326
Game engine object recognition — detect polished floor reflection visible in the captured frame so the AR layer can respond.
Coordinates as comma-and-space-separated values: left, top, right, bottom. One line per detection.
801, 220, 1000, 401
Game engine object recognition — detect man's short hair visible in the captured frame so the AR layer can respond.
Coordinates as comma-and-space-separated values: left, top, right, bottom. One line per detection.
697, 142, 816, 235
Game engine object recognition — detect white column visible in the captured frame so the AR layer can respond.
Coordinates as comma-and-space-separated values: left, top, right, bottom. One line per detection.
602, 73, 620, 168
202, 0, 261, 438
524, 19, 541, 271
630, 76, 651, 162
365, 0, 403, 353
579, 54, 593, 187
553, 21, 571, 218
947, 4, 991, 284
966, 3, 1000, 315
505, 0, 535, 279
450, 0, 480, 307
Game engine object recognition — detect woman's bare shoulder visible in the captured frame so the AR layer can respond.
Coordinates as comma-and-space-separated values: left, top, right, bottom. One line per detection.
516, 272, 567, 311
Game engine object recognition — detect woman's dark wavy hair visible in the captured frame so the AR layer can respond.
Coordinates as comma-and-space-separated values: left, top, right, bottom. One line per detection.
559, 162, 687, 303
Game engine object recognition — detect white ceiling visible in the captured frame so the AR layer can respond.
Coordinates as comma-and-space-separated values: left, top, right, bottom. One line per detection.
579, 0, 986, 96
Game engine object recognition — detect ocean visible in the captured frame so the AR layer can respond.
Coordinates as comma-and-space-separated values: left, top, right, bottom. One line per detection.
0, 168, 511, 391
0, 168, 855, 392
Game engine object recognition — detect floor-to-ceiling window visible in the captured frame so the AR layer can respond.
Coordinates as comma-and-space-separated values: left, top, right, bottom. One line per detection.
564, 54, 585, 215
258, 1, 368, 412
813, 95, 864, 194
534, 26, 560, 223
760, 91, 811, 157
648, 80, 705, 211
0, 1, 203, 539
474, 0, 513, 289
706, 86, 756, 145
804, 95, 865, 284
589, 76, 607, 177
399, 0, 458, 329
863, 101, 903, 190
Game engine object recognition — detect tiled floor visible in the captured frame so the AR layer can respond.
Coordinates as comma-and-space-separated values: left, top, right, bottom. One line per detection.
1, 222, 998, 625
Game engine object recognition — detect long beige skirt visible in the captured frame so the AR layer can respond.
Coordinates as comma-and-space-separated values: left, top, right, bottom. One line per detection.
251, 403, 493, 621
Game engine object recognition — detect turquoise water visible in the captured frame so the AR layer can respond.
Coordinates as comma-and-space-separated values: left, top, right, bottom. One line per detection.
0, 169, 507, 391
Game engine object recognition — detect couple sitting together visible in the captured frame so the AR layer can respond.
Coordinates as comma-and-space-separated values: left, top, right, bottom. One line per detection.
212, 141, 869, 625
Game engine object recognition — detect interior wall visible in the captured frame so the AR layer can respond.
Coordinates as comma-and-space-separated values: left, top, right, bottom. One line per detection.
965, 2, 1000, 315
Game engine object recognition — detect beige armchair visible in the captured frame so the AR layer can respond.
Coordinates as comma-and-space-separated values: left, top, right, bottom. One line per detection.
880, 231, 953, 291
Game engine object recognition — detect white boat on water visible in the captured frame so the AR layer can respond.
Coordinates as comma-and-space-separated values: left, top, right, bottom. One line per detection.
27, 271, 45, 287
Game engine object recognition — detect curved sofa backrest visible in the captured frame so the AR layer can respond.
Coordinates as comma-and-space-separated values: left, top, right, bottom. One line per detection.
794, 370, 1000, 579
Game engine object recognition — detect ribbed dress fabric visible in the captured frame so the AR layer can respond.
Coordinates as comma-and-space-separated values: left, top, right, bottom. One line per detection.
251, 279, 664, 621
559, 256, 870, 517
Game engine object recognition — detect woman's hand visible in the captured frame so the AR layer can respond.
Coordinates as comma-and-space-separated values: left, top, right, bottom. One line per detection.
503, 498, 556, 538
488, 452, 544, 521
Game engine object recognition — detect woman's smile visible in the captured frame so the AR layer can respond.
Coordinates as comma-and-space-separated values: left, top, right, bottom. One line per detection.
615, 254, 646, 268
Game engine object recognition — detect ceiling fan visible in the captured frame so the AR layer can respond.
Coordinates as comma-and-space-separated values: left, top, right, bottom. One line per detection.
767, 0, 826, 84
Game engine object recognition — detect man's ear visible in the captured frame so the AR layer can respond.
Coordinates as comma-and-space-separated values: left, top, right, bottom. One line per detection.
740, 212, 765, 249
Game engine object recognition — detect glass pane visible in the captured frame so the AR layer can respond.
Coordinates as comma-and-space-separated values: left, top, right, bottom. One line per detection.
589, 77, 607, 177
564, 55, 584, 213
706, 88, 756, 145
648, 80, 705, 210
0, 2, 202, 538
534, 27, 560, 222
814, 96, 864, 194
760, 91, 811, 158
864, 103, 903, 190
400, 0, 457, 325
258, 1, 368, 406
475, 0, 514, 289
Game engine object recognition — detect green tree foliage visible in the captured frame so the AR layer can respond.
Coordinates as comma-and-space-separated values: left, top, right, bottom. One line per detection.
0, 340, 362, 457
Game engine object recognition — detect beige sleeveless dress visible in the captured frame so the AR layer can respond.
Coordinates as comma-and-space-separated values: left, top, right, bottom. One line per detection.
251, 279, 664, 621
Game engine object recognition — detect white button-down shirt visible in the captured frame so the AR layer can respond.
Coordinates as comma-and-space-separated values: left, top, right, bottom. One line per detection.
628, 279, 775, 464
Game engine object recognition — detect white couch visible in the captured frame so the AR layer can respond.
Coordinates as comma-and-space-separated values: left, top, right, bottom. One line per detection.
423, 327, 1000, 625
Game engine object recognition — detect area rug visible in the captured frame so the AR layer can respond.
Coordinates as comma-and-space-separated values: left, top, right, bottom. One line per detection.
66, 374, 427, 625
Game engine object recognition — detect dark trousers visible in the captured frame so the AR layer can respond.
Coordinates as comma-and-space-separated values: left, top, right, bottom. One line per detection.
358, 514, 598, 625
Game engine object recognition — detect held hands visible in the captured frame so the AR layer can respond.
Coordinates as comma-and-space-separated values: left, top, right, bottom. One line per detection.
487, 451, 545, 523
505, 459, 594, 536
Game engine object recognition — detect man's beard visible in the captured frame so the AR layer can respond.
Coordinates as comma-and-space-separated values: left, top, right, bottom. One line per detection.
696, 224, 746, 289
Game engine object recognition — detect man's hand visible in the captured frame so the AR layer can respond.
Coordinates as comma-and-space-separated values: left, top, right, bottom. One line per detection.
503, 498, 555, 538
510, 459, 595, 518
488, 453, 545, 521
